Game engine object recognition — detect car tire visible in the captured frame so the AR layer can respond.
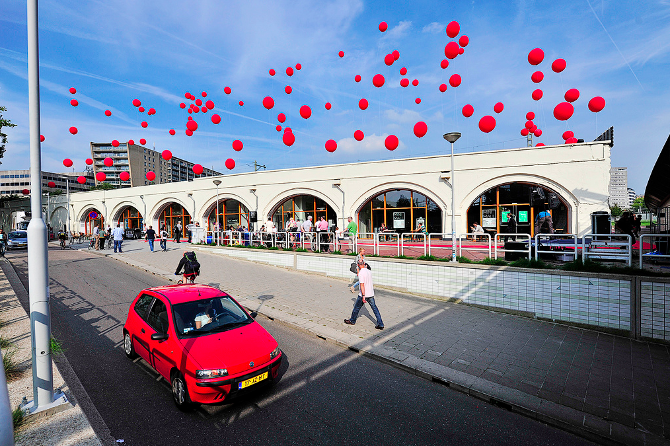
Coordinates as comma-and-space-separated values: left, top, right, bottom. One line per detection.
171, 371, 194, 411
123, 331, 137, 359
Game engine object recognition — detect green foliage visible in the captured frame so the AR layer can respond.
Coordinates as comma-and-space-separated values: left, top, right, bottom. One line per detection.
90, 182, 116, 191
268, 246, 279, 250
417, 255, 438, 261
509, 258, 552, 269
456, 256, 472, 263
50, 336, 65, 355
632, 196, 646, 211
0, 106, 17, 162
12, 406, 24, 433
332, 250, 342, 255
2, 348, 20, 380
295, 248, 308, 252
0, 337, 11, 349
479, 257, 509, 266
610, 204, 623, 218
396, 255, 413, 259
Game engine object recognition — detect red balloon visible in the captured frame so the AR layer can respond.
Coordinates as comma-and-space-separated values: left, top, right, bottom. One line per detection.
211, 114, 221, 124
277, 113, 286, 123
195, 99, 203, 106
400, 78, 409, 87
300, 105, 312, 119
201, 91, 207, 98
192, 164, 203, 175
185, 92, 191, 99
276, 125, 282, 132
526, 112, 535, 120
180, 103, 186, 109
205, 100, 215, 109
400, 67, 407, 75
564, 89, 580, 103
70, 99, 78, 107
553, 102, 574, 121
532, 89, 543, 100
392, 50, 400, 60
232, 140, 243, 151
459, 48, 465, 55
325, 102, 332, 110
534, 129, 543, 137
445, 42, 460, 59
565, 137, 578, 144
162, 150, 172, 160
63, 158, 73, 167
379, 21, 388, 32
47, 181, 56, 188
528, 48, 544, 65
138, 106, 145, 113
354, 130, 364, 141
192, 106, 200, 113
140, 138, 146, 145
296, 63, 302, 70
189, 94, 195, 100
201, 107, 208, 114
536, 143, 546, 147
325, 139, 337, 152
21, 189, 29, 195
415, 98, 421, 104
413, 121, 428, 138
562, 130, 574, 140
552, 58, 566, 73
96, 172, 106, 182
40, 134, 45, 142
459, 35, 469, 47
384, 54, 395, 66
412, 79, 419, 86
120, 171, 130, 181
285, 86, 292, 94
440, 59, 449, 69
283, 131, 295, 146
128, 139, 135, 145
284, 127, 292, 133
359, 98, 368, 110
148, 108, 155, 115
588, 96, 606, 112
225, 158, 236, 170
439, 84, 447, 92
69, 87, 76, 94
355, 75, 362, 83
269, 69, 276, 76
69, 126, 78, 135
385, 135, 399, 151
112, 140, 120, 147
105, 110, 112, 116
239, 101, 244, 106
372, 74, 385, 87
146, 171, 155, 181
338, 51, 344, 58
525, 120, 534, 129
446, 21, 460, 38
222, 86, 231, 94
132, 99, 141, 107
494, 102, 504, 113
263, 96, 275, 110
449, 74, 461, 87
521, 128, 529, 136
531, 71, 544, 83
187, 120, 199, 132
77, 176, 86, 184
104, 157, 113, 167
286, 67, 294, 76
462, 104, 474, 117
85, 158, 93, 165
478, 115, 496, 133
530, 125, 537, 132
141, 121, 148, 128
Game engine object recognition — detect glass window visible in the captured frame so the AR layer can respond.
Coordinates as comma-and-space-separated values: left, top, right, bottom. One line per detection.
172, 295, 252, 337
412, 192, 426, 208
134, 294, 153, 321
372, 194, 384, 209
385, 190, 412, 208
147, 299, 168, 333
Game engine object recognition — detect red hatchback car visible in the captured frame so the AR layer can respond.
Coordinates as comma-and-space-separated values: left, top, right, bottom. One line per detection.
122, 284, 282, 409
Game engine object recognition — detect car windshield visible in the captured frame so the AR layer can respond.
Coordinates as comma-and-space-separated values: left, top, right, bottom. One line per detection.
8, 232, 26, 239
172, 295, 252, 337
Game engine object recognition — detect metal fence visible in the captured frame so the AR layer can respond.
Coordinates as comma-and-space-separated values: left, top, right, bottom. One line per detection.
639, 234, 670, 269
401, 233, 426, 257
428, 233, 455, 258
458, 233, 491, 259
534, 234, 578, 261
581, 233, 632, 266
494, 234, 532, 260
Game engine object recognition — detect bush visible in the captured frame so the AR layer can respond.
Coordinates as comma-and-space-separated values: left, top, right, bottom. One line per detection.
12, 406, 24, 432
509, 258, 552, 269
295, 248, 308, 252
51, 337, 65, 355
268, 246, 279, 250
479, 257, 508, 266
456, 256, 472, 263
417, 255, 438, 261
332, 250, 342, 255
3, 349, 20, 380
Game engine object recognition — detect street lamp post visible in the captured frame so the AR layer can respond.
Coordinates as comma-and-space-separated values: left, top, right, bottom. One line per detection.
213, 180, 222, 240
443, 132, 461, 262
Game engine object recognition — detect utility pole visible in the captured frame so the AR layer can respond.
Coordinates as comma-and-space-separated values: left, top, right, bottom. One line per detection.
254, 161, 266, 172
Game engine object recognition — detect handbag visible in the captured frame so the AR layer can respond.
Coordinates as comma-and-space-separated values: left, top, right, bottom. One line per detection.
349, 262, 358, 274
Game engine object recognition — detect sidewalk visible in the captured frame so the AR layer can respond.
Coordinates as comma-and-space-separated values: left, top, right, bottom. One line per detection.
93, 240, 669, 445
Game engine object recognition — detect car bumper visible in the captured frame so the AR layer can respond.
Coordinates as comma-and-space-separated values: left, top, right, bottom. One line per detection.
188, 352, 283, 404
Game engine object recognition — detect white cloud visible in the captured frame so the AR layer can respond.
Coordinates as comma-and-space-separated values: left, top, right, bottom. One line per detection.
384, 108, 423, 124
422, 22, 444, 34
336, 133, 404, 153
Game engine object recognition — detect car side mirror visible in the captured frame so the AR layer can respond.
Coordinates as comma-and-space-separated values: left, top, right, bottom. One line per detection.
249, 311, 258, 319
151, 332, 169, 341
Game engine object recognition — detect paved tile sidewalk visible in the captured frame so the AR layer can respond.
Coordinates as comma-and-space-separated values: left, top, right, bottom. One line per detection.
96, 240, 669, 445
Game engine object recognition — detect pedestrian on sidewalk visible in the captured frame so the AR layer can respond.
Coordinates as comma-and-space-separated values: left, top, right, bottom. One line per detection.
146, 225, 156, 252
112, 223, 124, 253
174, 222, 182, 243
349, 247, 366, 293
345, 258, 384, 330
160, 225, 168, 251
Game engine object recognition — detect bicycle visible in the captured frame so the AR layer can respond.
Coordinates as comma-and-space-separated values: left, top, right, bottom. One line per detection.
176, 273, 196, 284
59, 238, 67, 249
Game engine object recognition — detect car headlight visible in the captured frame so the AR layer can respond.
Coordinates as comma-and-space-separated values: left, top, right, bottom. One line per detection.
195, 369, 228, 379
270, 346, 280, 359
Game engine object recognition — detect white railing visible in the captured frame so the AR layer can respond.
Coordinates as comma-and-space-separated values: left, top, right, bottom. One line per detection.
427, 233, 455, 258
581, 233, 632, 266
494, 234, 531, 260
377, 232, 400, 257
354, 233, 376, 255
401, 233, 426, 257
534, 234, 578, 261
639, 234, 670, 269
315, 231, 336, 252
458, 233, 492, 259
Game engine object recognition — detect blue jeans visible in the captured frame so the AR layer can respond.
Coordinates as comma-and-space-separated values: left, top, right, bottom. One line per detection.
113, 240, 123, 253
148, 239, 154, 251
349, 295, 383, 327
160, 239, 167, 251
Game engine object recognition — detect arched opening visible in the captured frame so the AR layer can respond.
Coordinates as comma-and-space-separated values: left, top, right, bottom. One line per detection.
466, 182, 570, 236
207, 199, 250, 230
158, 202, 191, 237
357, 189, 442, 234
271, 195, 337, 230
83, 208, 104, 235
116, 206, 143, 232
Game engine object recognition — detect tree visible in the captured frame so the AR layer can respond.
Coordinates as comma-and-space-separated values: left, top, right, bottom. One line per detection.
610, 204, 623, 218
632, 196, 646, 212
0, 106, 17, 163
90, 182, 117, 191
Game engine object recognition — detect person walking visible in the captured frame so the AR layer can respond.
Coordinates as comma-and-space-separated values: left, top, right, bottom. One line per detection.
98, 225, 107, 250
344, 258, 384, 330
145, 225, 156, 252
93, 225, 100, 250
505, 213, 517, 242
160, 225, 168, 251
349, 247, 366, 293
112, 223, 124, 253
174, 222, 182, 243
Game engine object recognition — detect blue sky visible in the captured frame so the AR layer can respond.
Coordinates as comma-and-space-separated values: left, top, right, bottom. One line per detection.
1, 0, 669, 193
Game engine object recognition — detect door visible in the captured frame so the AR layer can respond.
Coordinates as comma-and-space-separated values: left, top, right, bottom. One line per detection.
146, 298, 174, 379
132, 294, 154, 363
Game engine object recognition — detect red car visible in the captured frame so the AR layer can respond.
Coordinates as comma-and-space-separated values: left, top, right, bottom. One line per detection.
122, 284, 282, 409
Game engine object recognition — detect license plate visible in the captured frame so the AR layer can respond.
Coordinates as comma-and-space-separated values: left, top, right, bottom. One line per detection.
238, 372, 268, 389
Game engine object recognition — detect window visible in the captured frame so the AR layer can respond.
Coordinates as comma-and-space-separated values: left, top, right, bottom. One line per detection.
134, 294, 153, 320
146, 299, 169, 333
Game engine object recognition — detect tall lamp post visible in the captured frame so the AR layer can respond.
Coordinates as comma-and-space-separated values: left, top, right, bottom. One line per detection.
213, 180, 222, 238
443, 132, 461, 262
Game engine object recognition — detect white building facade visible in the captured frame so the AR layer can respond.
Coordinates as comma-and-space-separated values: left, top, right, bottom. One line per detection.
609, 166, 629, 209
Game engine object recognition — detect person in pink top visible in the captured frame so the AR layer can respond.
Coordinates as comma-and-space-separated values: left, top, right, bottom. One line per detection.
344, 258, 384, 329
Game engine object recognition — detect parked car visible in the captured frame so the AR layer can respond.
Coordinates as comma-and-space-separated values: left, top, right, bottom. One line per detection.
122, 284, 282, 409
7, 231, 28, 250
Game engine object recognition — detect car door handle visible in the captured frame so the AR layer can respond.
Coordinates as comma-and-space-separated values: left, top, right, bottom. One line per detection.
141, 328, 145, 333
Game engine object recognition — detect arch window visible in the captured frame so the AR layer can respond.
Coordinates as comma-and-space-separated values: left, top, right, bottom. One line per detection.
207, 199, 250, 230
358, 189, 442, 234
84, 209, 104, 235
158, 203, 191, 237
272, 195, 336, 230
117, 206, 143, 231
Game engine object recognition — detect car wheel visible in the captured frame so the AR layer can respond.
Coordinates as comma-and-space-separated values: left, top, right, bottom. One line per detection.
123, 331, 137, 359
171, 371, 193, 411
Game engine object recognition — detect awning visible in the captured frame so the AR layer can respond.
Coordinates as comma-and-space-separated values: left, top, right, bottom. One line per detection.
644, 133, 670, 209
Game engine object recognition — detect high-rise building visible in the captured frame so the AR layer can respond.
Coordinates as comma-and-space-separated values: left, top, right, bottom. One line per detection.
90, 142, 220, 187
627, 188, 636, 208
0, 169, 94, 195
609, 167, 629, 209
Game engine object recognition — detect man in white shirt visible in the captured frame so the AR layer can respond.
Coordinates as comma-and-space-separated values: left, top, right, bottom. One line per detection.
302, 216, 313, 232
344, 258, 384, 330
93, 225, 100, 250
111, 224, 124, 253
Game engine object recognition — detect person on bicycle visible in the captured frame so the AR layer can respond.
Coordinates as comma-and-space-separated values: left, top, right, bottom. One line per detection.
0, 229, 6, 256
58, 230, 68, 249
175, 251, 200, 283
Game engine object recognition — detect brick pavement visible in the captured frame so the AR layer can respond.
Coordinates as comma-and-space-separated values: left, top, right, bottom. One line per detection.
85, 240, 669, 445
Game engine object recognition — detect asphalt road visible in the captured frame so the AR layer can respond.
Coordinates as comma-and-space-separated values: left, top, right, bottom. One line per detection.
6, 247, 593, 446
